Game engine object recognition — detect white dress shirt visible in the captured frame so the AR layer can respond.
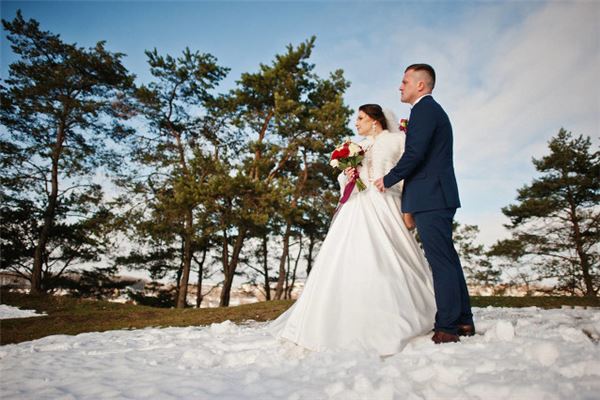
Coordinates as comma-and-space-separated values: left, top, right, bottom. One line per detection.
410, 93, 432, 108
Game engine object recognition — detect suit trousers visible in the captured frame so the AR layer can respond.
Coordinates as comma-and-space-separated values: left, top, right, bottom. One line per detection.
413, 208, 473, 334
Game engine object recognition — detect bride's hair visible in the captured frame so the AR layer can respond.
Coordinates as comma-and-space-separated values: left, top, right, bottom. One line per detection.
359, 104, 388, 130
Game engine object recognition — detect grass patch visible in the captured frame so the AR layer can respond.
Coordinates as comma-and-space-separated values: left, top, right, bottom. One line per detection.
1, 291, 598, 345
0, 291, 293, 345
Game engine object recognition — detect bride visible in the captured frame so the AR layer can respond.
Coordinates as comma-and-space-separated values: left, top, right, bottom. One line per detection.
268, 104, 436, 356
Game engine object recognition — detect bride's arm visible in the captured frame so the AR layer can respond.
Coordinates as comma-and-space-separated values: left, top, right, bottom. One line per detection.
375, 134, 405, 193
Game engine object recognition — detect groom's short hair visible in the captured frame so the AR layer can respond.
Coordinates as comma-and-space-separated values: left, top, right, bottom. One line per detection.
406, 64, 436, 90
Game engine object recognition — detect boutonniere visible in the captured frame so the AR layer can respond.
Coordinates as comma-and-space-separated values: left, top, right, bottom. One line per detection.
399, 118, 408, 133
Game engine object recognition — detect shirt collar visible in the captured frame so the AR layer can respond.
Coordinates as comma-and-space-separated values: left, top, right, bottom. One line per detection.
410, 93, 432, 109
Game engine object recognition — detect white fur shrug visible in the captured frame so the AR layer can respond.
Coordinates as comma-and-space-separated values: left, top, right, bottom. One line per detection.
337, 130, 406, 197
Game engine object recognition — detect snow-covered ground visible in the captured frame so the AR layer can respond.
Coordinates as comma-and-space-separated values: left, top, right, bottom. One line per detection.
0, 304, 46, 319
1, 307, 599, 400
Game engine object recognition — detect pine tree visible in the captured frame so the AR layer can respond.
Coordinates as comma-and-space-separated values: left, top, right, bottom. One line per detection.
112, 48, 229, 308
490, 129, 599, 297
0, 11, 134, 293
220, 37, 352, 305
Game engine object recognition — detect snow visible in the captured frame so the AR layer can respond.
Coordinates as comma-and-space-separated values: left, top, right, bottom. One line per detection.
0, 304, 46, 319
1, 307, 599, 400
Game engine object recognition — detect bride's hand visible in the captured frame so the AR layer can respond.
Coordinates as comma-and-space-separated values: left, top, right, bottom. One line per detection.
344, 167, 358, 178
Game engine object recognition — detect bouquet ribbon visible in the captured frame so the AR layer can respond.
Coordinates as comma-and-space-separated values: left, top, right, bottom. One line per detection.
333, 175, 362, 218
340, 178, 357, 204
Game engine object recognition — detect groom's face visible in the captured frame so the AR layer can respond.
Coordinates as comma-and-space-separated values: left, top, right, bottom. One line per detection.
400, 70, 418, 104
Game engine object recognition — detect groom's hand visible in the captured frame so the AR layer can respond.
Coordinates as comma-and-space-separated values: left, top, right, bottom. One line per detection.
374, 177, 386, 192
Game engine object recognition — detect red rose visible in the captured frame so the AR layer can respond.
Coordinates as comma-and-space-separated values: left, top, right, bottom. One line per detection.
331, 146, 350, 160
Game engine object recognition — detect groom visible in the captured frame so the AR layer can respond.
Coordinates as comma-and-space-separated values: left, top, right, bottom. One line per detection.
374, 64, 474, 344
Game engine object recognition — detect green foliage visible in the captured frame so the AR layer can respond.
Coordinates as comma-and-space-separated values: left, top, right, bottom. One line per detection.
490, 129, 599, 297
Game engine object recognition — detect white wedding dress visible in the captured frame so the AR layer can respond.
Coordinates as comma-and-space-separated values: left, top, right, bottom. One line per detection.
267, 128, 436, 356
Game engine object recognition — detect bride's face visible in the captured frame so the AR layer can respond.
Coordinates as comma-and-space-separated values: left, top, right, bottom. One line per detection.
355, 111, 374, 136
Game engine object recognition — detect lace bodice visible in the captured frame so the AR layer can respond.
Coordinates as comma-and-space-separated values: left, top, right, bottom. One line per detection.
337, 130, 406, 196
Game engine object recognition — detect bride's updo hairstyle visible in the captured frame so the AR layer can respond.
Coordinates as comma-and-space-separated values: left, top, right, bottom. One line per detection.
359, 104, 388, 130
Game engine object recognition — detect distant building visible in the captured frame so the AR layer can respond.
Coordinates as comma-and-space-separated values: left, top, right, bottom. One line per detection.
0, 272, 30, 289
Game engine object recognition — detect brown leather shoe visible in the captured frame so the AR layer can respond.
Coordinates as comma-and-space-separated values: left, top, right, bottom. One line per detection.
457, 324, 476, 337
432, 331, 460, 344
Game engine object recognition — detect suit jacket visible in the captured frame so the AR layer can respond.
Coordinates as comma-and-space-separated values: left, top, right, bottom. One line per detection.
383, 95, 461, 213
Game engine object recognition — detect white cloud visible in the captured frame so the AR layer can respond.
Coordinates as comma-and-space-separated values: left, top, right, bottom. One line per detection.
315, 1, 599, 246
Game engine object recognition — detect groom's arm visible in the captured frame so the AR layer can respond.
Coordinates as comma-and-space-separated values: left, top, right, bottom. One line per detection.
382, 104, 436, 188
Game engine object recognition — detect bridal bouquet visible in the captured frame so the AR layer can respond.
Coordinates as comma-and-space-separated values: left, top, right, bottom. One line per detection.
330, 140, 366, 204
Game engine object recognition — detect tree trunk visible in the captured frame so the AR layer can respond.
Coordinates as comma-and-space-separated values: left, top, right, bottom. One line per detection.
176, 208, 194, 308
253, 110, 274, 180
171, 128, 195, 308
275, 153, 309, 300
220, 229, 246, 307
262, 235, 271, 301
576, 239, 595, 297
274, 223, 292, 300
284, 245, 291, 299
286, 238, 302, 299
31, 122, 66, 294
220, 230, 229, 305
174, 238, 185, 297
566, 190, 595, 297
195, 247, 207, 308
306, 232, 315, 276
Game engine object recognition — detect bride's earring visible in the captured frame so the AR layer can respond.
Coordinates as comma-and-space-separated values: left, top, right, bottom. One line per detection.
371, 123, 376, 134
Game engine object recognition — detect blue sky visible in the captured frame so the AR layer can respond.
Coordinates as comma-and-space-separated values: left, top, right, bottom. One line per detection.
2, 0, 599, 247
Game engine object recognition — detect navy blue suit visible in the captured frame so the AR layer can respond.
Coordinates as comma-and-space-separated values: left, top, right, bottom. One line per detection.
383, 95, 473, 334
